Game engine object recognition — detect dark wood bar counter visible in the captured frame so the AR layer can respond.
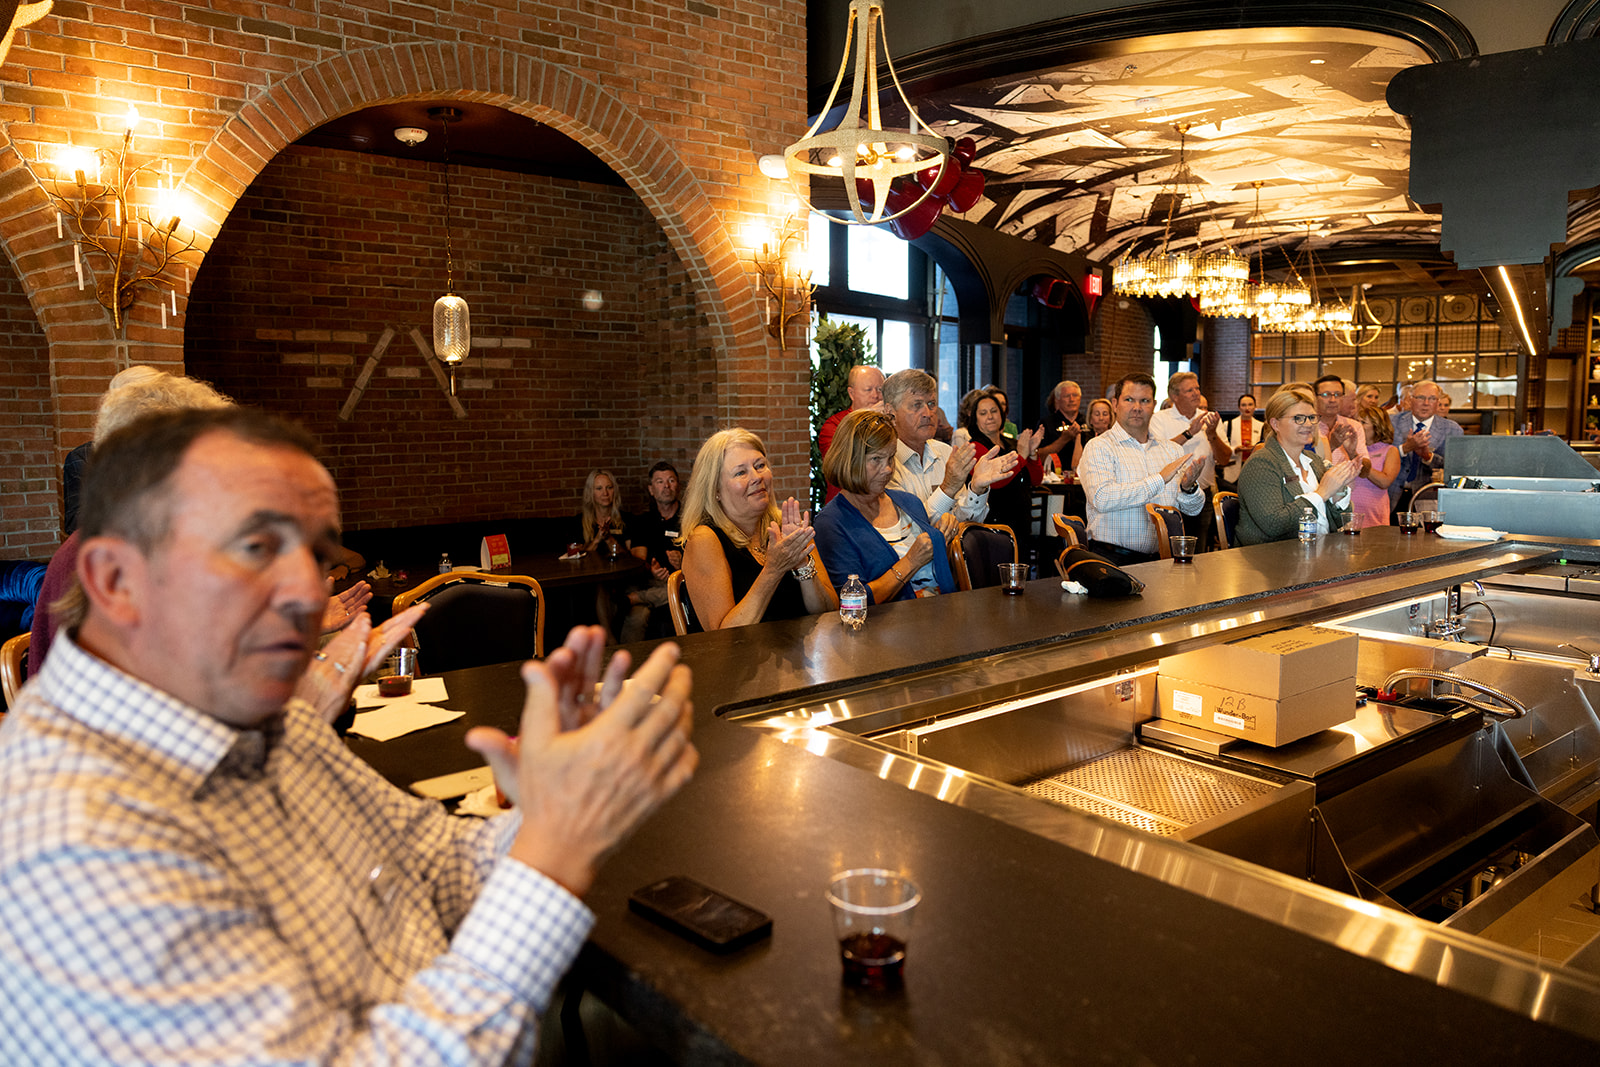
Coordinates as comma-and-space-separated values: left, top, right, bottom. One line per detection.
355, 530, 1600, 1063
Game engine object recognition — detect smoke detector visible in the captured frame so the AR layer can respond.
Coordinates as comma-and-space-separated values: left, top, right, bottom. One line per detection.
393, 127, 428, 146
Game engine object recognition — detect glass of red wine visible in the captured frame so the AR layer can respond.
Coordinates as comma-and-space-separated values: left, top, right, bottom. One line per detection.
828, 868, 921, 990
1418, 507, 1444, 534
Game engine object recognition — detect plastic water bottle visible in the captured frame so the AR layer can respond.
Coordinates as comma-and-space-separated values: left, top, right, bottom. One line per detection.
1297, 505, 1318, 544
438, 552, 452, 574
839, 574, 868, 630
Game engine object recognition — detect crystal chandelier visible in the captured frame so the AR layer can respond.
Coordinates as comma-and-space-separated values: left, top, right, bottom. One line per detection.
1196, 182, 1310, 321
1114, 125, 1246, 301
1257, 225, 1351, 334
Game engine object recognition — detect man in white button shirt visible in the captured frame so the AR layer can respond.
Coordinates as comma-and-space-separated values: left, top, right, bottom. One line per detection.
1080, 372, 1205, 563
1148, 371, 1230, 549
884, 368, 1017, 525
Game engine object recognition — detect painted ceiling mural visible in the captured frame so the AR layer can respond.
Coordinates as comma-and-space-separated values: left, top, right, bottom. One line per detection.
915, 36, 1445, 277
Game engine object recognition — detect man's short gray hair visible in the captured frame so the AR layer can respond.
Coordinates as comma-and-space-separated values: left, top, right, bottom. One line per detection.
94, 371, 232, 445
882, 368, 937, 410
1167, 370, 1198, 394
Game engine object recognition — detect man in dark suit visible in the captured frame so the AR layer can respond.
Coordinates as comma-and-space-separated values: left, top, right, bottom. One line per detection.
1389, 380, 1463, 516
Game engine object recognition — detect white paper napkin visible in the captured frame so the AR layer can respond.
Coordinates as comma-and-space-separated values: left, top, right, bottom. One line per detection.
1435, 524, 1504, 541
347, 701, 464, 742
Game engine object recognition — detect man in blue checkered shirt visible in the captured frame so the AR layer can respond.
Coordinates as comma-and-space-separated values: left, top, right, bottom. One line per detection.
0, 407, 697, 1065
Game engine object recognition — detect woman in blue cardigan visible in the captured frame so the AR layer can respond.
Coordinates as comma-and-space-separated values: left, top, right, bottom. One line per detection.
814, 409, 957, 603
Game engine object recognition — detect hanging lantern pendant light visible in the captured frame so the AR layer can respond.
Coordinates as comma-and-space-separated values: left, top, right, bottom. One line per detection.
430, 106, 470, 394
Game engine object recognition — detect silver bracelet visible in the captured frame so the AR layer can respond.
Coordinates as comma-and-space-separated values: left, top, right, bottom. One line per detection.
791, 558, 817, 581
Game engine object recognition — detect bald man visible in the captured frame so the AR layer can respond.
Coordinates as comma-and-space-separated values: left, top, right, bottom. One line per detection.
819, 364, 886, 502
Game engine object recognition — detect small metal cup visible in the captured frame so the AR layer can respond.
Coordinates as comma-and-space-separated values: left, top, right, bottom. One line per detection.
388, 647, 417, 678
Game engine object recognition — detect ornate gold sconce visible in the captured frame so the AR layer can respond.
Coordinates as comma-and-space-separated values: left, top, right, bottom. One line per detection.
47, 106, 197, 332
755, 216, 815, 343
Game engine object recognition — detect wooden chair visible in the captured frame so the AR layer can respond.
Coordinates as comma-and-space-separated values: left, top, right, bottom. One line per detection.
1144, 503, 1184, 560
1212, 491, 1240, 550
1, 632, 28, 709
666, 570, 693, 637
392, 570, 545, 673
1051, 513, 1088, 548
950, 522, 1019, 591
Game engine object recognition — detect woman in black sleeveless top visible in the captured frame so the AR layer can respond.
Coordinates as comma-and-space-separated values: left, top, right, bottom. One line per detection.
679, 428, 836, 629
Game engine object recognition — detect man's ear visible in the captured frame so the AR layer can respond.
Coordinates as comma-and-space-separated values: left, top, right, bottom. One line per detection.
76, 536, 148, 629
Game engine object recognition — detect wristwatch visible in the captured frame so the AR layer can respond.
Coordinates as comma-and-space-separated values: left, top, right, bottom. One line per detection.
1181, 429, 1194, 441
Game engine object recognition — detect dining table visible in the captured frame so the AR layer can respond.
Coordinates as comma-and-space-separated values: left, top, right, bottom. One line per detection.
345, 549, 648, 636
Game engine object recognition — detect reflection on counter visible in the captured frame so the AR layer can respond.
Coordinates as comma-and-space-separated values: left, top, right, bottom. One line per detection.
738, 548, 1600, 1041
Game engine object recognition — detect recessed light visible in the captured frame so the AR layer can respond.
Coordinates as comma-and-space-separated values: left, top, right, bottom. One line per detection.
946, 119, 960, 126
1310, 59, 1325, 65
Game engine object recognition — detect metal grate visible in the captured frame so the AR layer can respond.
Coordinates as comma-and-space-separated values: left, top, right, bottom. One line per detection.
1022, 749, 1277, 836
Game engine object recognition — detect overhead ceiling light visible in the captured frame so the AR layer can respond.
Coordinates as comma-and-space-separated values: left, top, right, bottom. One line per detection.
774, 0, 949, 226
394, 126, 427, 146
1310, 59, 1325, 65
1114, 124, 1246, 301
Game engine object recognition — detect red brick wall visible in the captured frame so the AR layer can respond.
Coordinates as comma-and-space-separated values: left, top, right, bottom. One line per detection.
0, 259, 55, 558
1201, 316, 1251, 411
185, 145, 715, 527
0, 0, 807, 537
1073, 298, 1156, 402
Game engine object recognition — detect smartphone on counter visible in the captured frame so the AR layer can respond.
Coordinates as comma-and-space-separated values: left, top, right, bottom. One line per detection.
628, 875, 772, 953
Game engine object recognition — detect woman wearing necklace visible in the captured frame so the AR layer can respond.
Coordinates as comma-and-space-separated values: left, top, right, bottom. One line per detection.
679, 428, 836, 630
813, 409, 958, 603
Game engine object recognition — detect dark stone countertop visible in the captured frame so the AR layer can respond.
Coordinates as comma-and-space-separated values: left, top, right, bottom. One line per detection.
356, 530, 1600, 1063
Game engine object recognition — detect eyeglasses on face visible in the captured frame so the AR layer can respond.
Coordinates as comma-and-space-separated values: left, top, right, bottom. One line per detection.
1316, 391, 1343, 399
1288, 414, 1318, 426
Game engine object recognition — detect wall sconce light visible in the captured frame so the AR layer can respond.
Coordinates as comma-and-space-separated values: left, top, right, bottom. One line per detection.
47, 105, 198, 331
754, 215, 815, 343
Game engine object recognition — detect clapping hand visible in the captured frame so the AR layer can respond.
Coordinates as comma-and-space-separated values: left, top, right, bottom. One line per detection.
321, 580, 373, 634
1317, 457, 1363, 499
466, 627, 697, 897
940, 438, 978, 495
764, 496, 816, 573
1017, 426, 1045, 460
295, 600, 430, 722
1161, 453, 1197, 484
971, 448, 1020, 491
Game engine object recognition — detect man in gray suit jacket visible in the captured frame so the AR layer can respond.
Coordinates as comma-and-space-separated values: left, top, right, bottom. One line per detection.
1389, 380, 1463, 514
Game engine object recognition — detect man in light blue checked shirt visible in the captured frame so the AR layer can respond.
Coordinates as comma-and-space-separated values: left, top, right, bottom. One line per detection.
0, 407, 697, 1066
1079, 372, 1205, 564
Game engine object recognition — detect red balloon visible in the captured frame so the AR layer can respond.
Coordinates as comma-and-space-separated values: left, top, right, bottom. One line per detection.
887, 183, 942, 239
952, 137, 977, 165
916, 156, 960, 200
948, 169, 985, 213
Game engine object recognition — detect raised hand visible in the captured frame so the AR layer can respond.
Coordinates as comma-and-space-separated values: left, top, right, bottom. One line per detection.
321, 580, 373, 634
971, 448, 1020, 491
1161, 453, 1197, 484
940, 438, 978, 495
466, 636, 697, 897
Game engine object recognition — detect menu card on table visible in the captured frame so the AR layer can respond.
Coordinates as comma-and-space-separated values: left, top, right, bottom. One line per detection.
480, 534, 511, 571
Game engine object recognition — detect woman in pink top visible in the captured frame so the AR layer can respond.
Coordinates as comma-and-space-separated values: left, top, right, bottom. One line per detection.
1350, 400, 1401, 528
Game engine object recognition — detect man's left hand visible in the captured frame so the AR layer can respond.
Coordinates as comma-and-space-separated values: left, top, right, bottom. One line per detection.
321, 580, 372, 634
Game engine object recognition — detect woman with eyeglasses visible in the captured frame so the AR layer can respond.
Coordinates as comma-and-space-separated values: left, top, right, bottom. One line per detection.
1235, 387, 1361, 545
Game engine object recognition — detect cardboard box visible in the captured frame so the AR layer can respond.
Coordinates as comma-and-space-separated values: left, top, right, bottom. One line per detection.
1158, 626, 1357, 700
1157, 675, 1354, 747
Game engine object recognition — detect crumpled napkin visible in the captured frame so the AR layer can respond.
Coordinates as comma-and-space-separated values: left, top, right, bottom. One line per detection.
1060, 580, 1088, 594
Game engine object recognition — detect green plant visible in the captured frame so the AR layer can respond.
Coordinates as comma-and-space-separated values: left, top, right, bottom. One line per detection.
810, 314, 876, 511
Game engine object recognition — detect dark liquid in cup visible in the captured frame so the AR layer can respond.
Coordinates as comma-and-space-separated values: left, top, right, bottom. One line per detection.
1423, 518, 1443, 533
840, 933, 906, 989
1340, 525, 1361, 536
1400, 521, 1419, 534
1173, 555, 1194, 563
1003, 584, 1025, 594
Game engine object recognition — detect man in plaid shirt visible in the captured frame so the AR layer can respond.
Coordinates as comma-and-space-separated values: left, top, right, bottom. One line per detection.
0, 407, 696, 1065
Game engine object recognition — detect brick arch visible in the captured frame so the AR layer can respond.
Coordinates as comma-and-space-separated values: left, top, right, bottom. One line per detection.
191, 41, 762, 361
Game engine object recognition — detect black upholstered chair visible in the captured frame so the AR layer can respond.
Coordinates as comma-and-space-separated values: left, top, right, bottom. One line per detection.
951, 522, 1019, 591
392, 570, 545, 674
1144, 503, 1185, 560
